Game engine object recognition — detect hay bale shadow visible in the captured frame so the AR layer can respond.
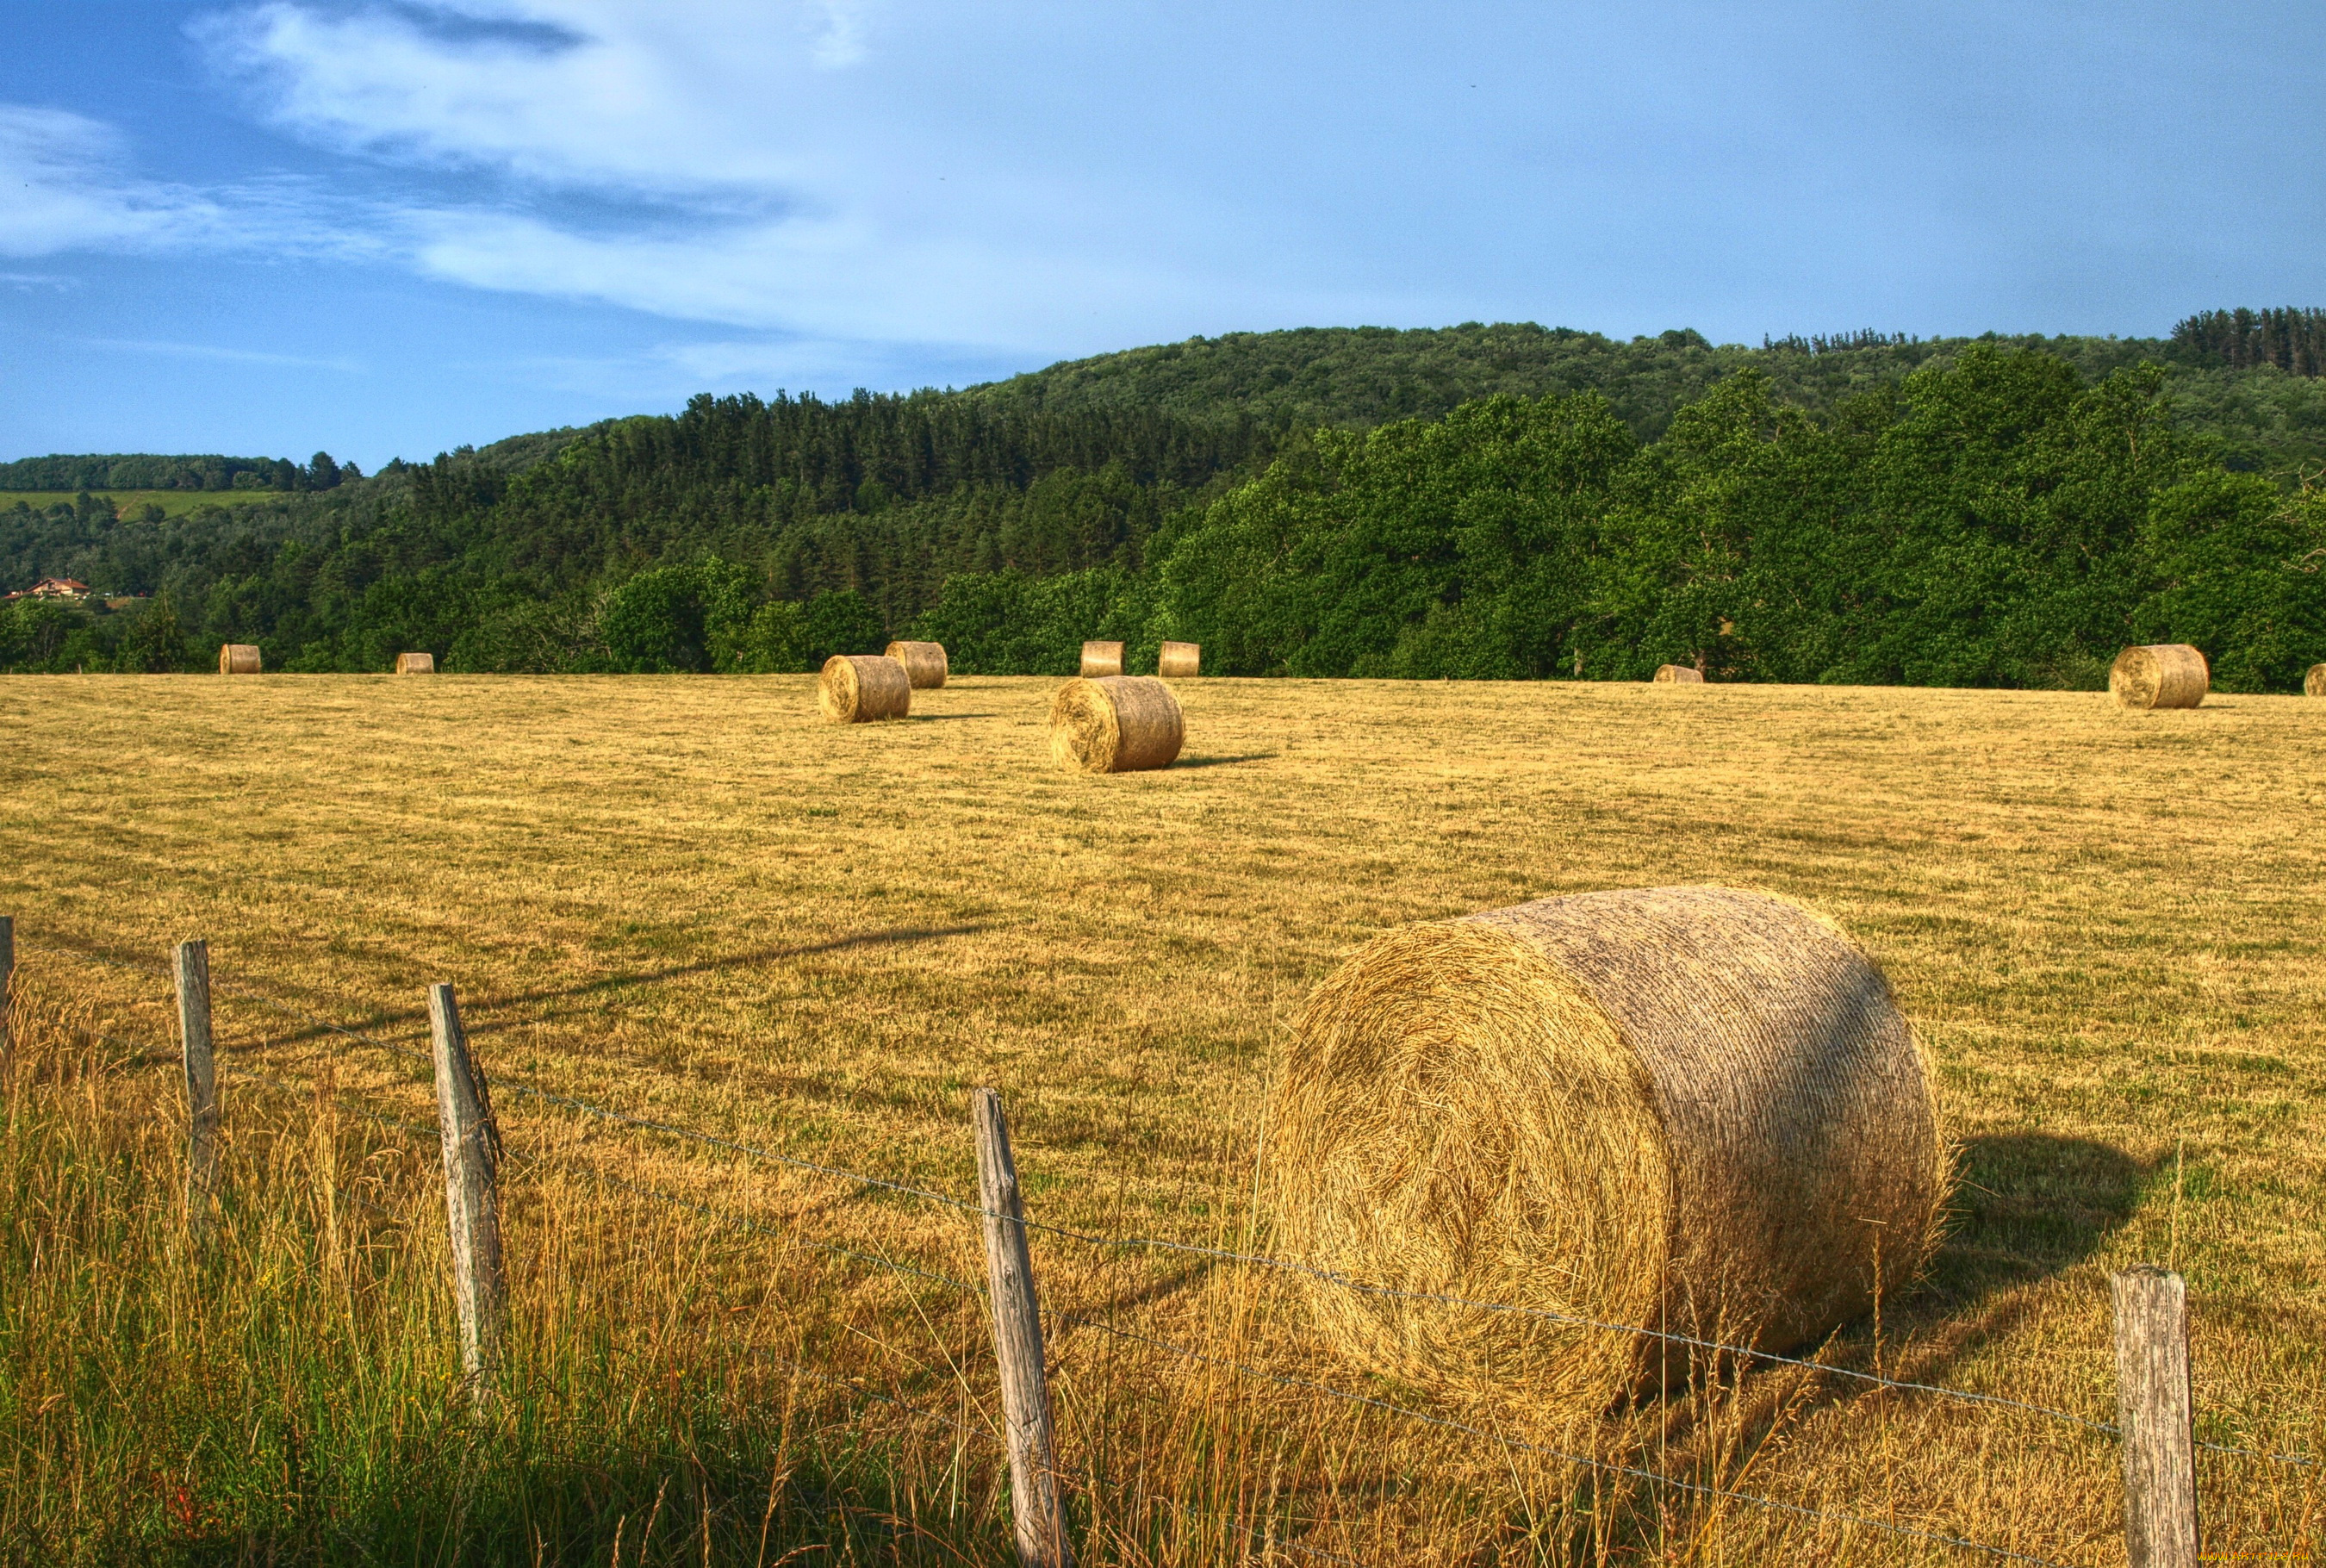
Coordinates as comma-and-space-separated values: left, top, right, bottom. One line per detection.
1921, 1132, 2141, 1308
1172, 751, 1278, 769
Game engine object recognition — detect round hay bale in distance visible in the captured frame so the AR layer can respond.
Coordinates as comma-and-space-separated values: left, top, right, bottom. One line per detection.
395, 651, 436, 675
885, 640, 948, 689
818, 655, 911, 724
1268, 886, 1945, 1414
2306, 663, 2326, 698
1652, 664, 1704, 684
1079, 640, 1125, 677
1049, 675, 1184, 774
2109, 644, 2208, 710
1157, 640, 1202, 678
218, 644, 261, 675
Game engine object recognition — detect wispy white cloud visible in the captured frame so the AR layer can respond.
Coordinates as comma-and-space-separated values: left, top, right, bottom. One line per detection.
803, 0, 875, 69
84, 337, 365, 373
0, 106, 230, 258
11, 4, 1413, 367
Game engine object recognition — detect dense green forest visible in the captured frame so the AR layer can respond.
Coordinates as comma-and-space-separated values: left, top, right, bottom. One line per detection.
0, 451, 358, 493
5, 319, 2324, 688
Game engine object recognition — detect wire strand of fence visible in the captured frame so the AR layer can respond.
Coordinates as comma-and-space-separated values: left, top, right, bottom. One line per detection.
220, 1061, 441, 1142
552, 1155, 989, 1300
737, 1345, 1002, 1451
20, 936, 2311, 1468
1048, 1309, 2078, 1568
1054, 1472, 1369, 1568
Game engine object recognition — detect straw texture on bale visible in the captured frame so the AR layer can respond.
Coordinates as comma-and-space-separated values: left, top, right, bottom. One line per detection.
1049, 675, 1184, 774
1079, 640, 1125, 677
2306, 663, 2326, 698
1652, 664, 1705, 684
1268, 886, 1945, 1414
818, 655, 911, 724
395, 651, 436, 675
218, 644, 261, 675
1157, 640, 1202, 678
2109, 644, 2208, 710
884, 640, 948, 689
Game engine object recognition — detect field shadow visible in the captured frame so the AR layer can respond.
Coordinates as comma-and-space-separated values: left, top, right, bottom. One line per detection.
1641, 1132, 2142, 1534
1172, 751, 1278, 769
910, 712, 995, 720
1695, 1133, 2138, 1410
1921, 1132, 2143, 1306
190, 925, 989, 1057
489, 924, 991, 1015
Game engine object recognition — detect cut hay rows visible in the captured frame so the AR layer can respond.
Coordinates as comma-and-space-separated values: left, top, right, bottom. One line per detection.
1653, 664, 1704, 684
1048, 675, 1184, 773
394, 652, 436, 675
217, 644, 261, 675
1157, 641, 1201, 678
1079, 640, 1125, 677
884, 640, 948, 689
2110, 644, 2209, 710
817, 654, 911, 723
1268, 886, 1945, 1416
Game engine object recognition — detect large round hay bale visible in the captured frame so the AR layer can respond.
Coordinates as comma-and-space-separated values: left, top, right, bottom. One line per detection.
395, 651, 436, 675
1268, 886, 1944, 1413
1079, 640, 1125, 677
2305, 663, 2326, 698
885, 640, 948, 689
218, 644, 261, 675
1652, 664, 1704, 684
818, 655, 911, 723
2109, 644, 2208, 710
1049, 675, 1184, 773
1157, 640, 1201, 678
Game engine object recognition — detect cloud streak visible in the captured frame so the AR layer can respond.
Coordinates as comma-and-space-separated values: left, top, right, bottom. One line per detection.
0, 106, 230, 258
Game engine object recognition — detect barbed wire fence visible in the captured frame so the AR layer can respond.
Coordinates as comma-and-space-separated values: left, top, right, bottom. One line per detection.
3, 921, 2314, 1567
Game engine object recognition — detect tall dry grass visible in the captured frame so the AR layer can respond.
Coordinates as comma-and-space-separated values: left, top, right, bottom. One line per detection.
3, 673, 2323, 1561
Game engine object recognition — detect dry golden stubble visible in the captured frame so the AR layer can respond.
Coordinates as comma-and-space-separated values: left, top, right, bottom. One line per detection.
1079, 641, 1125, 677
2109, 644, 2209, 710
817, 655, 911, 723
883, 641, 948, 690
1157, 642, 1201, 679
1048, 675, 1185, 773
1268, 887, 1945, 1419
218, 644, 261, 675
1652, 665, 1705, 684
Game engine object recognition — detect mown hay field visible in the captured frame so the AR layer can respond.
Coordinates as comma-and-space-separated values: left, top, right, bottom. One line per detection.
2, 673, 2321, 1564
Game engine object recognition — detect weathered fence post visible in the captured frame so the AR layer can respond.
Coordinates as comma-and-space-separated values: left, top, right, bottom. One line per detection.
2113, 1266, 2198, 1568
972, 1087, 1072, 1568
427, 983, 506, 1404
0, 913, 15, 1064
175, 940, 220, 1226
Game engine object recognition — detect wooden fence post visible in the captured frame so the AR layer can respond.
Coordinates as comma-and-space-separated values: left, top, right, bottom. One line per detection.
427, 983, 506, 1404
175, 940, 220, 1226
2113, 1266, 2198, 1568
972, 1087, 1072, 1568
0, 914, 15, 1064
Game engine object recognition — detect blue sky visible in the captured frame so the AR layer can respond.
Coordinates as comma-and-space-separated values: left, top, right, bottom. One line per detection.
3, 1, 2322, 470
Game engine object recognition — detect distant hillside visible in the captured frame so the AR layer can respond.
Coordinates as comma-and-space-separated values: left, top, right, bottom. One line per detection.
6, 317, 2324, 681
0, 451, 356, 493
968, 321, 2326, 473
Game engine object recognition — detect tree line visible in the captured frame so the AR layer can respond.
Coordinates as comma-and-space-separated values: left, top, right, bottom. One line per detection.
2173, 308, 2326, 378
5, 325, 2324, 688
0, 451, 358, 494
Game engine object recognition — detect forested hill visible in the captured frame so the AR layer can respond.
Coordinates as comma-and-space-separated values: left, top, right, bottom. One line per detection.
5, 319, 2325, 686
966, 320, 2326, 471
